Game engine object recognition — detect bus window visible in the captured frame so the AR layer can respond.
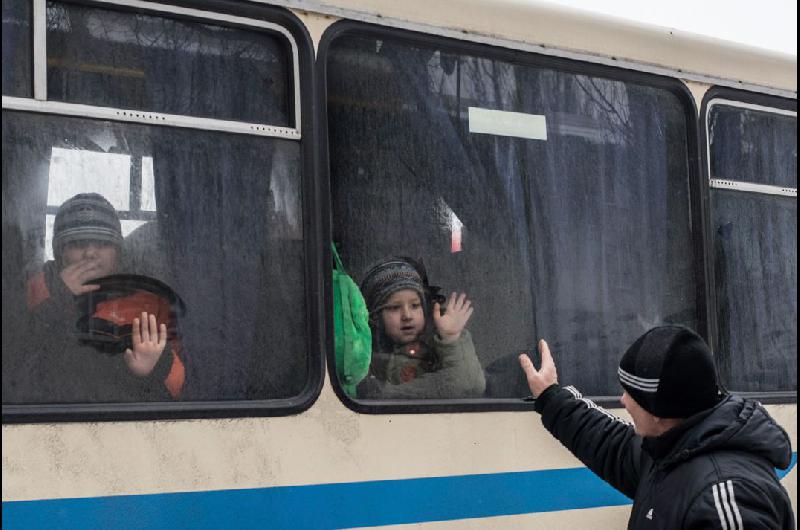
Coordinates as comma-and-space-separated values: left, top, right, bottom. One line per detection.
2, 0, 32, 97
1, 2, 309, 410
325, 28, 699, 402
707, 97, 797, 393
45, 1, 292, 126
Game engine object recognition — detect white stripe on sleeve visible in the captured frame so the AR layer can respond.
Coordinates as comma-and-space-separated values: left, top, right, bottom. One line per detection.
726, 480, 744, 530
713, 483, 730, 530
717, 481, 742, 530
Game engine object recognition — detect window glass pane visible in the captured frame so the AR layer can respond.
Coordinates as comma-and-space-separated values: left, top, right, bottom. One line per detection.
46, 1, 292, 126
2, 111, 306, 404
709, 104, 797, 188
327, 34, 696, 400
710, 105, 797, 393
2, 0, 32, 97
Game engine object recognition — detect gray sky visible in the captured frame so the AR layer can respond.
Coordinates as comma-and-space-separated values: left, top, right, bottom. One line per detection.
543, 0, 797, 55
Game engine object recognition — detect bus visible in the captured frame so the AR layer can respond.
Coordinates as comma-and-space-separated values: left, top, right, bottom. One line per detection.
2, 0, 796, 528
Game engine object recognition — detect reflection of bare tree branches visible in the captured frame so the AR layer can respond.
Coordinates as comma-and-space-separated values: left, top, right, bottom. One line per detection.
573, 75, 636, 143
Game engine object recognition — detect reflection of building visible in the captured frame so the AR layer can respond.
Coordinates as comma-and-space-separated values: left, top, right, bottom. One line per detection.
44, 148, 158, 261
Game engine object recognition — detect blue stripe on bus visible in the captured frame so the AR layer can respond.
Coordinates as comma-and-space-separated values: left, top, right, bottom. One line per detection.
3, 454, 796, 530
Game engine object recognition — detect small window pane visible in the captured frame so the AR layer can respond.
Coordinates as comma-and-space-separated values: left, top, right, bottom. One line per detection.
327, 34, 697, 400
2, 111, 307, 404
709, 104, 797, 188
709, 103, 797, 393
2, 0, 32, 97
46, 2, 292, 126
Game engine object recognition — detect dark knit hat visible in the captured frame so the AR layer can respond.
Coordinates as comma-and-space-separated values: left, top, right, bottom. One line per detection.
53, 193, 123, 257
360, 258, 426, 316
618, 326, 721, 419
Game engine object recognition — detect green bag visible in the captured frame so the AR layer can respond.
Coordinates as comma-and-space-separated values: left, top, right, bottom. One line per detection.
332, 244, 372, 397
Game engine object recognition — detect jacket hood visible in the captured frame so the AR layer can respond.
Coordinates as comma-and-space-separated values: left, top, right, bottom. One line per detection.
664, 394, 793, 469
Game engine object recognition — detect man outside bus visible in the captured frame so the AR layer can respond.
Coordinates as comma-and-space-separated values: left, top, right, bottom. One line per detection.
519, 325, 795, 529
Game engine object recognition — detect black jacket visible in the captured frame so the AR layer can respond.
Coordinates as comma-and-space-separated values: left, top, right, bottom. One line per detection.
534, 385, 795, 530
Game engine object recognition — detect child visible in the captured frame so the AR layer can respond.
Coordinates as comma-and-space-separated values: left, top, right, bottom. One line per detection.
24, 193, 184, 402
357, 258, 485, 398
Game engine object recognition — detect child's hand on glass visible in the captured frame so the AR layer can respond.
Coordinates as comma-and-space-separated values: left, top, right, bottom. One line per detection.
124, 312, 167, 376
433, 292, 474, 344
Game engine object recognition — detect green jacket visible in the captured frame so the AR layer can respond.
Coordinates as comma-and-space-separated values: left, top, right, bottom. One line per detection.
358, 330, 485, 399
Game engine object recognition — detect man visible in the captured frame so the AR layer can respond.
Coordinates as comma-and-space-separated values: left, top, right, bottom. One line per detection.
519, 325, 795, 529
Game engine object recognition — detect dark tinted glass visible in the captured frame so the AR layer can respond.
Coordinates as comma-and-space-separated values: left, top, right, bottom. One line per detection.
46, 2, 292, 126
2, 0, 32, 97
710, 104, 797, 393
2, 111, 307, 404
709, 104, 797, 188
327, 34, 697, 399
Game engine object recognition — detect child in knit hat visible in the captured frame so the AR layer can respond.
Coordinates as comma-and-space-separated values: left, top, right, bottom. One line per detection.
357, 257, 485, 399
24, 193, 184, 402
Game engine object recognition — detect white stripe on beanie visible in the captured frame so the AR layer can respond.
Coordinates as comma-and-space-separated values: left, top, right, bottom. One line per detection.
618, 367, 659, 393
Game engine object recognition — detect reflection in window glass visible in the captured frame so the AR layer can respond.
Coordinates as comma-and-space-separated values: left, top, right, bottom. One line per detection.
2, 0, 32, 97
709, 104, 797, 392
327, 34, 697, 399
141, 157, 158, 212
47, 148, 132, 209
46, 1, 292, 125
2, 111, 307, 404
709, 105, 797, 188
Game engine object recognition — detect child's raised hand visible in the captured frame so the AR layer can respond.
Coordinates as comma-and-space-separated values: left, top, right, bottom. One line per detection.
124, 312, 167, 377
433, 292, 474, 344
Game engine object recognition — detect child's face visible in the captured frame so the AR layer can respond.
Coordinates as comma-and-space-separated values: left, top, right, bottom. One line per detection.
381, 289, 425, 346
62, 240, 119, 279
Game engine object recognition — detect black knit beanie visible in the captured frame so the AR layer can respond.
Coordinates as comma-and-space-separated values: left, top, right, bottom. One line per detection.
53, 193, 123, 258
618, 326, 721, 419
360, 258, 427, 317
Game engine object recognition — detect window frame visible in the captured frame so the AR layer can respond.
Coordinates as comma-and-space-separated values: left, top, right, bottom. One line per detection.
4, 0, 302, 138
1, 0, 324, 424
699, 86, 798, 404
318, 20, 708, 414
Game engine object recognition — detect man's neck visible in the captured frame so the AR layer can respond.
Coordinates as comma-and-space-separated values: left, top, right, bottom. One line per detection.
652, 417, 685, 438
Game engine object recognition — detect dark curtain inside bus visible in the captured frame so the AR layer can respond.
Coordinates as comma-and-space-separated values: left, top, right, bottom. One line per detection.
709, 106, 797, 393
2, 0, 32, 98
45, 1, 292, 126
150, 130, 307, 401
2, 113, 49, 402
710, 106, 797, 188
713, 192, 797, 392
328, 35, 697, 397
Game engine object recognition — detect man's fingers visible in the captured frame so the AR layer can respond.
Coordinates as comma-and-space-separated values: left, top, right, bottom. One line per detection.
539, 339, 554, 365
518, 353, 538, 378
